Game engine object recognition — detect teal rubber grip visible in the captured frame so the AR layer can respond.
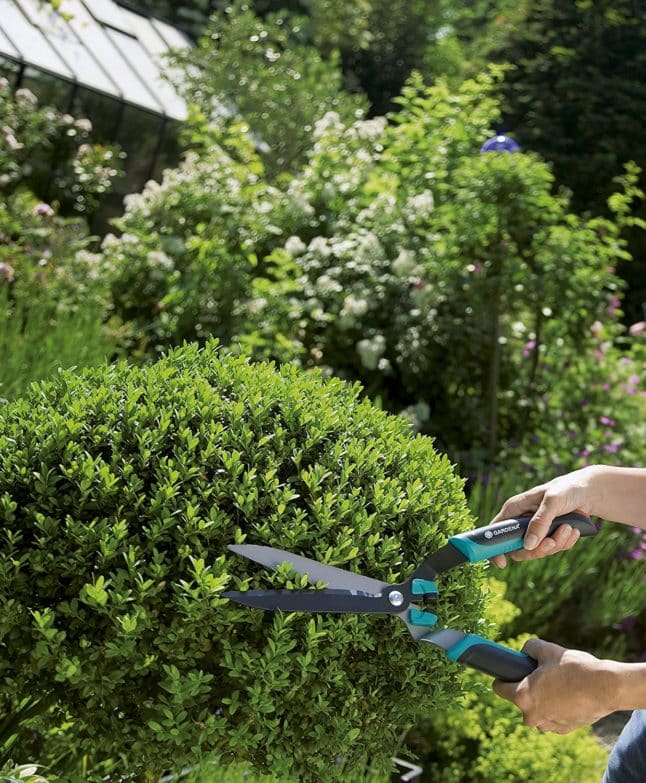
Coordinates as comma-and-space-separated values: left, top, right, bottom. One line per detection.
446, 634, 537, 682
448, 512, 597, 563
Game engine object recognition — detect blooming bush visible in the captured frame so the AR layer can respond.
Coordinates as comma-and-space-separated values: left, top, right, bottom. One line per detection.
0, 78, 121, 215
100, 67, 642, 476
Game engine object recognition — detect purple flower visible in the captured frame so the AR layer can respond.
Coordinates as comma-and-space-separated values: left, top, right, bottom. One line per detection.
600, 416, 616, 426
579, 448, 590, 457
602, 383, 611, 391
603, 443, 620, 454
523, 339, 536, 358
33, 202, 54, 218
615, 616, 638, 633
629, 374, 640, 385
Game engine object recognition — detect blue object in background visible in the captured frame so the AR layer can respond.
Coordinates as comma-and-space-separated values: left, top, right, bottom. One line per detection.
480, 134, 521, 153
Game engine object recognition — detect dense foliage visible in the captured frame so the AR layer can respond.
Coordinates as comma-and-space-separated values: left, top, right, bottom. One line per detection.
172, 2, 366, 177
0, 78, 121, 216
0, 342, 485, 781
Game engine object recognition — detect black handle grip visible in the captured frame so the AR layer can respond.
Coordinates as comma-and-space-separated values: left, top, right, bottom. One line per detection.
448, 635, 538, 682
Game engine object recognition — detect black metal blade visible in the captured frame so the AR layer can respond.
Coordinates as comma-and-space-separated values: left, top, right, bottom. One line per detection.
224, 588, 396, 614
409, 543, 468, 582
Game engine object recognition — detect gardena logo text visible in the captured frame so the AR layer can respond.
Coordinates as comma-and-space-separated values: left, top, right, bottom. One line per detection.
484, 523, 521, 540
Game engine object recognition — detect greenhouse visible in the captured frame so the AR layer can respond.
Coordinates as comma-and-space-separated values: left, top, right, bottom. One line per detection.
0, 0, 190, 196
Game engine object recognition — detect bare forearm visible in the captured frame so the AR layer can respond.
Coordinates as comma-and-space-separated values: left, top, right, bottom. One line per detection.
587, 466, 646, 528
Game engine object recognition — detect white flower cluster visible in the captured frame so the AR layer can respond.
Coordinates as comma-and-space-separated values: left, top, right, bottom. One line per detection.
356, 334, 386, 370
400, 402, 431, 433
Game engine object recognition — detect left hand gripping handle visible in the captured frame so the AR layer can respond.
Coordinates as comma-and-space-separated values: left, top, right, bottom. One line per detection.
445, 634, 537, 682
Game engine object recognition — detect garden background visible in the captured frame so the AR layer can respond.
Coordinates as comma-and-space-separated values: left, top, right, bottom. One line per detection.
0, 1, 645, 781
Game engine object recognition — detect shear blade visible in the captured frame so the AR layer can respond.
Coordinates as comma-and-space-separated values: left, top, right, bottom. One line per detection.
224, 588, 394, 614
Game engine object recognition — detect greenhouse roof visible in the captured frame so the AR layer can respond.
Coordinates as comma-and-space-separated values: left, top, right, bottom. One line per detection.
0, 0, 189, 119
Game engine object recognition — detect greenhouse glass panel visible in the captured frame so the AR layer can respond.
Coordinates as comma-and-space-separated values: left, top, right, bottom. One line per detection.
14, 0, 118, 96
151, 118, 181, 181
68, 87, 122, 141
114, 105, 164, 190
57, 0, 161, 112
0, 0, 72, 77
82, 0, 134, 34
105, 27, 184, 119
19, 66, 74, 107
0, 26, 19, 58
150, 17, 191, 52
118, 7, 187, 119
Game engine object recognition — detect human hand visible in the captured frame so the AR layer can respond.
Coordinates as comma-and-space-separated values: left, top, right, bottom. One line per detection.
492, 639, 617, 734
489, 467, 597, 568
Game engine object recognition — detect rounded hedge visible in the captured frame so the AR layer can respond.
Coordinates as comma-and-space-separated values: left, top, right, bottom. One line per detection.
0, 342, 484, 781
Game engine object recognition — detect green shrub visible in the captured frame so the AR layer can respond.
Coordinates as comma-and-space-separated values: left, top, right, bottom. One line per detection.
0, 341, 486, 782
172, 2, 366, 178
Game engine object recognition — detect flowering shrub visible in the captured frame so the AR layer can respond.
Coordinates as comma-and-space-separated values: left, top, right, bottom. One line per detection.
0, 78, 121, 215
236, 71, 639, 470
100, 67, 641, 476
98, 125, 293, 357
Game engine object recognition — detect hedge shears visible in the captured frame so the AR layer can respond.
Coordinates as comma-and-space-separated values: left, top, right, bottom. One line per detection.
224, 512, 597, 682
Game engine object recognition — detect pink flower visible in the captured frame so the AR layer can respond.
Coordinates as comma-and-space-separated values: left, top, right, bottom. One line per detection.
629, 321, 646, 337
608, 296, 621, 317
33, 202, 54, 217
603, 443, 620, 454
602, 383, 611, 391
599, 416, 616, 426
523, 339, 536, 357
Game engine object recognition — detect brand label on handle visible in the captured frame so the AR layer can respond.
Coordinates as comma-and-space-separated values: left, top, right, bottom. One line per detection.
484, 522, 520, 540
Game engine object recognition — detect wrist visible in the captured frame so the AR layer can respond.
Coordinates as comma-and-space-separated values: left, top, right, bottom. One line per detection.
606, 661, 646, 712
581, 465, 611, 518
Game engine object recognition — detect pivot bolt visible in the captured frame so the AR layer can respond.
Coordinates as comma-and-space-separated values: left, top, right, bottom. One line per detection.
388, 590, 405, 607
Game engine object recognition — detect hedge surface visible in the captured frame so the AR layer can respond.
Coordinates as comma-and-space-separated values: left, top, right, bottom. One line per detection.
0, 342, 485, 781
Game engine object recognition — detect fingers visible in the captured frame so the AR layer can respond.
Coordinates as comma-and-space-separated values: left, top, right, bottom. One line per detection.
523, 493, 564, 550
492, 678, 519, 702
507, 523, 579, 563
491, 486, 546, 523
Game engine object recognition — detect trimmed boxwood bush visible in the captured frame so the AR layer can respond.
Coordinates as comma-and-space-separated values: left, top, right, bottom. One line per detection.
0, 341, 485, 782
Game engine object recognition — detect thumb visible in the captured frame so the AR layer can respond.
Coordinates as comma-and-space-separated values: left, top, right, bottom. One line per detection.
524, 495, 561, 550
